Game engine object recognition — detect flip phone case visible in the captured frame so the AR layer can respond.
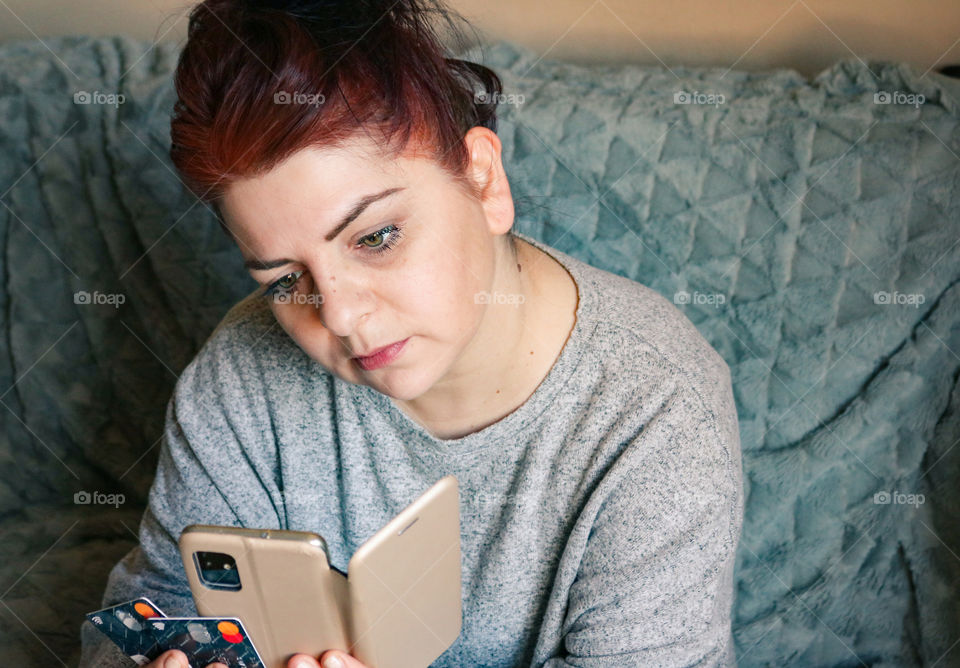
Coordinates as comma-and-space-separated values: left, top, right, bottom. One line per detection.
179, 474, 462, 668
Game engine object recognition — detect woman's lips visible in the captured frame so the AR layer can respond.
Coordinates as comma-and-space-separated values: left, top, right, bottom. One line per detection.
352, 337, 410, 371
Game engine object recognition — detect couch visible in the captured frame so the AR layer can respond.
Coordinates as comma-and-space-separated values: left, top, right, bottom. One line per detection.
0, 35, 958, 667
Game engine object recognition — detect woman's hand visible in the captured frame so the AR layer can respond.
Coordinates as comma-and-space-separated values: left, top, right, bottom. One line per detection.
140, 646, 371, 668
145, 649, 227, 668
288, 649, 371, 668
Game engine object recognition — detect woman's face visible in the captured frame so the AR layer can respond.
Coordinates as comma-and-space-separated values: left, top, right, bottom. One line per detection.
218, 129, 515, 401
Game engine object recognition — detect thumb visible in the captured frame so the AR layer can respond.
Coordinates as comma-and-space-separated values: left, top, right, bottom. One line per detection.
319, 649, 368, 668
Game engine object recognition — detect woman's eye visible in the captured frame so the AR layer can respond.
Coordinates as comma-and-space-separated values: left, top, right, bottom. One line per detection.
277, 273, 298, 289
358, 224, 403, 253
265, 270, 304, 297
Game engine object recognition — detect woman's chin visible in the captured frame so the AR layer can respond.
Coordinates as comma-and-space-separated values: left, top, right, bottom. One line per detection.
364, 369, 433, 402
360, 358, 450, 403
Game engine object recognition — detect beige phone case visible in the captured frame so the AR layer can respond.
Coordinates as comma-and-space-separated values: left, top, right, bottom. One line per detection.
179, 525, 351, 668
347, 475, 462, 668
179, 475, 462, 668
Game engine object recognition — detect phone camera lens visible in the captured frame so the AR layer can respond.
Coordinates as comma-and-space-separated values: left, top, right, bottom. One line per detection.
194, 551, 242, 591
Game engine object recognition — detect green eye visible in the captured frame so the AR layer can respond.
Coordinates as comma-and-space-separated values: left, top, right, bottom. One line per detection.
277, 273, 299, 289
359, 224, 403, 253
360, 228, 387, 248
264, 270, 304, 298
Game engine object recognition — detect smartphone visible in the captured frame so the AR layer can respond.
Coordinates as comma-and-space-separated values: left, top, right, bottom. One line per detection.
178, 525, 351, 668
346, 474, 462, 668
180, 475, 462, 668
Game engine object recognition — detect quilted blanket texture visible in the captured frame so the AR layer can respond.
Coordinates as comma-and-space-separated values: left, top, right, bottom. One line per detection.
0, 35, 958, 667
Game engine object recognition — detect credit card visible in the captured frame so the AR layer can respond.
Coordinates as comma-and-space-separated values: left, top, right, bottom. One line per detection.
147, 616, 266, 668
85, 597, 166, 665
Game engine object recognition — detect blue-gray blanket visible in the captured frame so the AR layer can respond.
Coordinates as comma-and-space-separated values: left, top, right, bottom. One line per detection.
0, 35, 958, 667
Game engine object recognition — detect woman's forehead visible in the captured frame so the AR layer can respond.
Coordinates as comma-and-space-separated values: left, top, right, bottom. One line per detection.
229, 141, 445, 205
220, 150, 454, 236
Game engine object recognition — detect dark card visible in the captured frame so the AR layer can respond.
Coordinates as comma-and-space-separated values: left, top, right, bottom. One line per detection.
147, 616, 266, 668
85, 597, 166, 665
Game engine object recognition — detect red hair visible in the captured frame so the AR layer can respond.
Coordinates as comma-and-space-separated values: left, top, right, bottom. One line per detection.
169, 0, 503, 218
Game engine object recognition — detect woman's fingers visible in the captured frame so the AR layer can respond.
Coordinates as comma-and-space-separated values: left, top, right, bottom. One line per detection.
149, 647, 362, 668
288, 650, 371, 668
144, 648, 227, 668
319, 649, 371, 668
147, 649, 188, 668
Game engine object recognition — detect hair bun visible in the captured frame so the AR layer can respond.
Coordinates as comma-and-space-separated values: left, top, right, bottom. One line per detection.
240, 0, 400, 27
173, 0, 502, 202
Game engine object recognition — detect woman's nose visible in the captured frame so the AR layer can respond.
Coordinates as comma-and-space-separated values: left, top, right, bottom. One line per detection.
309, 270, 374, 338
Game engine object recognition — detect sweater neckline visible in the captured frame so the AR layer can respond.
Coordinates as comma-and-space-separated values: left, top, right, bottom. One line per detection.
349, 231, 597, 455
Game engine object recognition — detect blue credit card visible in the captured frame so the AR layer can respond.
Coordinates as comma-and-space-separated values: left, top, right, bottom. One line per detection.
85, 597, 167, 665
147, 616, 266, 668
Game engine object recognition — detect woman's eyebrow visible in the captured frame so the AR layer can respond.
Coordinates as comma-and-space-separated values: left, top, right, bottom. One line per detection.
244, 186, 406, 271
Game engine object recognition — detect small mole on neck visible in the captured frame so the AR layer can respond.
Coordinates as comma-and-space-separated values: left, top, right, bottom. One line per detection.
517, 262, 522, 272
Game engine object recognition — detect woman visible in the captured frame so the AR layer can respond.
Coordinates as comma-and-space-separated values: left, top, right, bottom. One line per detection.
80, 0, 744, 666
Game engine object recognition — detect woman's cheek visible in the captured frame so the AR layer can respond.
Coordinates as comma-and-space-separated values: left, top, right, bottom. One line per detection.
273, 305, 316, 352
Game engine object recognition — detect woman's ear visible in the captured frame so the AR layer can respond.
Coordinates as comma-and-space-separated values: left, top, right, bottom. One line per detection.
464, 126, 515, 237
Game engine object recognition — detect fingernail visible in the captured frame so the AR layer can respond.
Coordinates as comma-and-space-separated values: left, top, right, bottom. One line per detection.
164, 655, 183, 668
322, 654, 344, 668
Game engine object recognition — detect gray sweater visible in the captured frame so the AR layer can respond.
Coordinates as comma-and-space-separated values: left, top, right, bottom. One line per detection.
79, 231, 744, 667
